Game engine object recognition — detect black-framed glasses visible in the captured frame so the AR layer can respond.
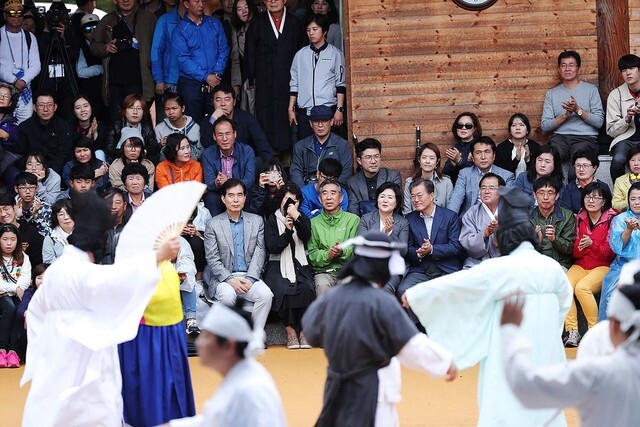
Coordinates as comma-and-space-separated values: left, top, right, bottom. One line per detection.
83, 24, 97, 33
5, 10, 24, 17
456, 123, 474, 130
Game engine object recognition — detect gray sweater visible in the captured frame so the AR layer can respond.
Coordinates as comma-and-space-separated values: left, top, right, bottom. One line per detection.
541, 81, 604, 136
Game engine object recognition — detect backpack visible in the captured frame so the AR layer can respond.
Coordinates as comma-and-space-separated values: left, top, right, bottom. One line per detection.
0, 29, 33, 67
0, 29, 33, 50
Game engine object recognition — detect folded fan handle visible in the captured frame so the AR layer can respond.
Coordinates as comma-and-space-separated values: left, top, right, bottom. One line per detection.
154, 221, 188, 250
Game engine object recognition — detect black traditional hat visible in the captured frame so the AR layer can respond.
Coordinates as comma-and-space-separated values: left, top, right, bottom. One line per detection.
67, 189, 114, 257
498, 186, 530, 228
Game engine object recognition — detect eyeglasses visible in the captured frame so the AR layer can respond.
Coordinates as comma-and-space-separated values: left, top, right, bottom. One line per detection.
456, 123, 474, 130
585, 195, 604, 202
560, 63, 578, 69
36, 102, 55, 109
362, 154, 380, 161
83, 24, 97, 33
0, 94, 11, 100
480, 186, 498, 192
410, 192, 431, 200
126, 106, 143, 112
574, 163, 593, 170
5, 10, 24, 18
16, 185, 37, 192
535, 190, 557, 197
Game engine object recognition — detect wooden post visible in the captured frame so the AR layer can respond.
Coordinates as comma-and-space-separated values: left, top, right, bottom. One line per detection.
596, 0, 630, 100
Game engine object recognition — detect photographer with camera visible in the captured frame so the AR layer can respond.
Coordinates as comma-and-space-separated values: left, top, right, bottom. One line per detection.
91, 0, 156, 123
0, 0, 41, 124
36, 0, 81, 120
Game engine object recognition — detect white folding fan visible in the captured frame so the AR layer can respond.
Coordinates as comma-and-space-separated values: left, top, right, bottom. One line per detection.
115, 181, 207, 261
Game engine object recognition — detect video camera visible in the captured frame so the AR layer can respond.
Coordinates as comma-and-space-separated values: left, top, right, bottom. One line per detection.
46, 0, 70, 31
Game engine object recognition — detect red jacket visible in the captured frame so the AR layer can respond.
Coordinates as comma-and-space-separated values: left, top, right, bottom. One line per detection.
572, 208, 617, 270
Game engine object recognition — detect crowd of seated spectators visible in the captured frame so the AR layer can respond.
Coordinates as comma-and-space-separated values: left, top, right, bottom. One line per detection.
1, 0, 640, 371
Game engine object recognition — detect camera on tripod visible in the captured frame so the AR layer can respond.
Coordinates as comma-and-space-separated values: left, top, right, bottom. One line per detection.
46, 0, 70, 33
38, 0, 78, 96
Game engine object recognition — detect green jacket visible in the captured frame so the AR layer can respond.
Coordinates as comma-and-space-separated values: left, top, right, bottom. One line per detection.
308, 208, 360, 273
529, 204, 576, 269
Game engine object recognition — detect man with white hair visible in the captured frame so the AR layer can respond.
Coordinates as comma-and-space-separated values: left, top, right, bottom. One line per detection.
500, 278, 640, 427
164, 299, 287, 427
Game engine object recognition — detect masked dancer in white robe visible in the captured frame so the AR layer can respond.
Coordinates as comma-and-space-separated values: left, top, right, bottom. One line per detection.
501, 279, 640, 427
303, 231, 457, 427
164, 299, 287, 427
403, 186, 572, 427
20, 190, 181, 427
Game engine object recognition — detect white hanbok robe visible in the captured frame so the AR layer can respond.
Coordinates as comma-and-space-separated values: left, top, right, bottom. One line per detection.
502, 324, 640, 427
405, 241, 572, 427
169, 358, 287, 427
21, 245, 161, 427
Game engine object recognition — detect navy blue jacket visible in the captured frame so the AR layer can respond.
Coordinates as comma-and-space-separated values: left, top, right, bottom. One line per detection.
200, 108, 273, 163
289, 132, 352, 188
559, 179, 610, 214
405, 206, 463, 275
201, 141, 255, 192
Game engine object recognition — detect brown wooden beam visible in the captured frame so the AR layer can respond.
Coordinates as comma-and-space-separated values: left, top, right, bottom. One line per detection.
596, 0, 630, 100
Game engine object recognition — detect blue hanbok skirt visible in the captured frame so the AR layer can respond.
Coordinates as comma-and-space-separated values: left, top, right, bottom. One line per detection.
118, 321, 196, 427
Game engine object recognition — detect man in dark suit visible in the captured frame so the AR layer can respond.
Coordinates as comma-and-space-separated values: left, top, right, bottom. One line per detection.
199, 84, 274, 172
346, 138, 402, 216
397, 178, 463, 302
203, 178, 273, 334
201, 116, 256, 216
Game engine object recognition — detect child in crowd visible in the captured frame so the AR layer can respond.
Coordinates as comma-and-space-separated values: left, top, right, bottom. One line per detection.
0, 223, 32, 368
16, 263, 48, 357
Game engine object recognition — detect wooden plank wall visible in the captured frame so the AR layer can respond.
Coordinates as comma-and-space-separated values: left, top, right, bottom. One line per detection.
345, 0, 598, 177
631, 0, 640, 54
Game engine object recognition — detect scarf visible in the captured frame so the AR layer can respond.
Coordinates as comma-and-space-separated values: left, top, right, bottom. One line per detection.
51, 226, 71, 246
275, 210, 307, 283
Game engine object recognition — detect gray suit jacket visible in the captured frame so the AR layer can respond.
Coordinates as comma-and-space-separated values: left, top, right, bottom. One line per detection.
358, 211, 409, 256
346, 168, 402, 215
204, 211, 266, 293
447, 165, 514, 215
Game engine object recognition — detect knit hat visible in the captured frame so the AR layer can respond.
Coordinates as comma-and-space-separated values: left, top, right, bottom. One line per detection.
116, 126, 144, 149
4, 0, 23, 11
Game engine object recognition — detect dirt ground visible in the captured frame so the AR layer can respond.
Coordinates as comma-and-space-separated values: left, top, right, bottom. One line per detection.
1, 346, 579, 426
